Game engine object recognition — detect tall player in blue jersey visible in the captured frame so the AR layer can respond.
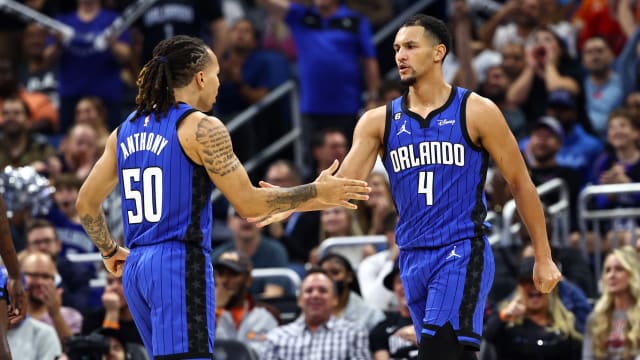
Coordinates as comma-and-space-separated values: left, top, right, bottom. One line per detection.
75, 35, 370, 359
253, 15, 563, 360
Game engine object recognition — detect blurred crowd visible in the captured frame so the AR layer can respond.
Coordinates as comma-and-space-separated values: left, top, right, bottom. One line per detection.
2, 0, 640, 359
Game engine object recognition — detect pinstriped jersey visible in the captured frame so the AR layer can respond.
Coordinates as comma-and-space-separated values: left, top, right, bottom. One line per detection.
116, 103, 214, 251
382, 87, 490, 249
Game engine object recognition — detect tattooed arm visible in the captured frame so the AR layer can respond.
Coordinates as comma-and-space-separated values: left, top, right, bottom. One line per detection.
76, 130, 129, 276
178, 114, 370, 218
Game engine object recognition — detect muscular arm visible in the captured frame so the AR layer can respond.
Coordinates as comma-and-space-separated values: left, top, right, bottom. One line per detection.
0, 195, 21, 279
76, 131, 119, 255
179, 114, 367, 217
336, 107, 385, 181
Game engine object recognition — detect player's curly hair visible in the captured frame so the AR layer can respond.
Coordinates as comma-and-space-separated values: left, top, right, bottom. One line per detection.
589, 246, 640, 359
134, 35, 211, 120
401, 14, 452, 61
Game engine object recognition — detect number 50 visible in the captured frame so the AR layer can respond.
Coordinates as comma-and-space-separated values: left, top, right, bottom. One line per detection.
122, 167, 163, 224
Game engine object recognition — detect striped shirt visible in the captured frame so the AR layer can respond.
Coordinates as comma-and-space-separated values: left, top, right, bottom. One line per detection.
261, 316, 370, 360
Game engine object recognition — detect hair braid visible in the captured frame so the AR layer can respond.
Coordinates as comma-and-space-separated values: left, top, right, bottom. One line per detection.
134, 35, 211, 120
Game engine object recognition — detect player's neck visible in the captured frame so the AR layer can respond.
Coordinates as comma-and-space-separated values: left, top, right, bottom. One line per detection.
408, 79, 451, 109
173, 87, 200, 109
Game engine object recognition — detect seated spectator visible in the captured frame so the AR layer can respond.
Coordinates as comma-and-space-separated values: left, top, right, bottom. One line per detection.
478, 65, 528, 140
315, 206, 370, 267
591, 109, 640, 210
214, 251, 280, 355
21, 251, 82, 342
8, 316, 61, 360
303, 127, 349, 184
211, 206, 289, 299
49, 123, 100, 181
357, 212, 399, 311
355, 171, 395, 235
81, 272, 143, 346
0, 56, 58, 134
0, 96, 56, 173
262, 159, 320, 265
485, 257, 583, 360
582, 246, 640, 359
261, 268, 370, 360
72, 96, 109, 153
25, 219, 91, 313
369, 261, 418, 359
18, 23, 59, 109
319, 253, 385, 331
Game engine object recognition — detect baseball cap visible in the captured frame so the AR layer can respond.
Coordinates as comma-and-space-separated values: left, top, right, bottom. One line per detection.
547, 89, 576, 109
383, 261, 400, 291
213, 251, 252, 273
532, 116, 564, 141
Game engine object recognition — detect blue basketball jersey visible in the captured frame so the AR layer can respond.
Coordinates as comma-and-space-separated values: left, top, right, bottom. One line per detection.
382, 87, 490, 249
117, 103, 214, 251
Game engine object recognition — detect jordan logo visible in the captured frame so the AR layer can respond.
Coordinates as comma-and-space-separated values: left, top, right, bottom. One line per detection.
446, 246, 461, 260
396, 120, 411, 136
144, 115, 150, 127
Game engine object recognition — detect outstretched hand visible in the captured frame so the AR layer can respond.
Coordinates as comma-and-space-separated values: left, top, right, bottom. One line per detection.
314, 160, 370, 208
533, 258, 562, 293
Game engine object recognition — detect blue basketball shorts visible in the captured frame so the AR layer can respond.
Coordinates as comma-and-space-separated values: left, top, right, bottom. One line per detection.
399, 236, 494, 350
123, 242, 216, 359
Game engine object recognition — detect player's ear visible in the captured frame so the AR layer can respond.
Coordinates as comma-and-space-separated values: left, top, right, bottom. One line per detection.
434, 44, 446, 63
196, 71, 205, 89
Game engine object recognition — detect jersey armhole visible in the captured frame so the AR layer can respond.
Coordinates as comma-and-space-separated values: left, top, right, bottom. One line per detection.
175, 108, 201, 167
380, 101, 393, 163
459, 91, 483, 152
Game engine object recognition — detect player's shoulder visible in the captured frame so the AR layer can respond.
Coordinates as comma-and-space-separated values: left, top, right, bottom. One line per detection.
358, 105, 387, 125
464, 92, 503, 123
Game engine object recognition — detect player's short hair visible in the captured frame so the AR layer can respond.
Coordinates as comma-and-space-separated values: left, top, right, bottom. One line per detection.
401, 14, 452, 60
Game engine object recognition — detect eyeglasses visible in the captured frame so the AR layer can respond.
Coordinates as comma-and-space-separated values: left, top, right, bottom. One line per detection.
24, 272, 55, 281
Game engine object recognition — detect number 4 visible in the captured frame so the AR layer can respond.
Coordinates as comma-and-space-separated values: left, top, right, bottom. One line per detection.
418, 171, 433, 205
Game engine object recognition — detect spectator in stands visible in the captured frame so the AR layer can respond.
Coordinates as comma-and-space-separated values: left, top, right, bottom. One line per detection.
303, 127, 348, 183
521, 90, 603, 178
355, 171, 394, 236
258, 0, 380, 146
8, 316, 61, 360
583, 246, 640, 359
0, 96, 56, 172
500, 42, 526, 81
524, 117, 583, 228
46, 173, 96, 257
18, 23, 59, 109
261, 268, 371, 360
73, 96, 109, 153
485, 257, 583, 360
21, 251, 83, 342
133, 0, 226, 65
369, 261, 418, 359
358, 212, 398, 312
591, 109, 640, 209
215, 18, 291, 162
507, 27, 582, 125
573, 0, 627, 55
82, 272, 143, 346
478, 0, 541, 51
478, 64, 527, 140
212, 207, 289, 299
25, 219, 91, 312
49, 123, 99, 181
263, 159, 320, 266
366, 79, 404, 110
582, 33, 640, 138
317, 206, 371, 267
626, 91, 640, 124
0, 56, 58, 134
214, 251, 280, 355
319, 253, 385, 331
44, 0, 132, 132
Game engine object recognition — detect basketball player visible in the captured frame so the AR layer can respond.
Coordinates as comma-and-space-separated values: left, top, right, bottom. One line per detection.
252, 15, 562, 360
75, 35, 370, 359
0, 194, 26, 359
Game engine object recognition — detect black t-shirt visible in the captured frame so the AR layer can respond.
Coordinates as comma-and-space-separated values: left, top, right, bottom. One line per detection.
369, 312, 418, 360
529, 165, 583, 231
135, 0, 223, 63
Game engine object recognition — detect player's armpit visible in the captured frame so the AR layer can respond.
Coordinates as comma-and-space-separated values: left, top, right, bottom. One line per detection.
194, 115, 242, 177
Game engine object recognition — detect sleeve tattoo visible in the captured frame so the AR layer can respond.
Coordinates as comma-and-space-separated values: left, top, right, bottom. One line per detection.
80, 212, 116, 253
195, 116, 241, 177
265, 185, 317, 214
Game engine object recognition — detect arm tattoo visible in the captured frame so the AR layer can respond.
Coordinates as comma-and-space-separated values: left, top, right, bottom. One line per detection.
265, 184, 318, 214
80, 212, 116, 254
195, 117, 241, 177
